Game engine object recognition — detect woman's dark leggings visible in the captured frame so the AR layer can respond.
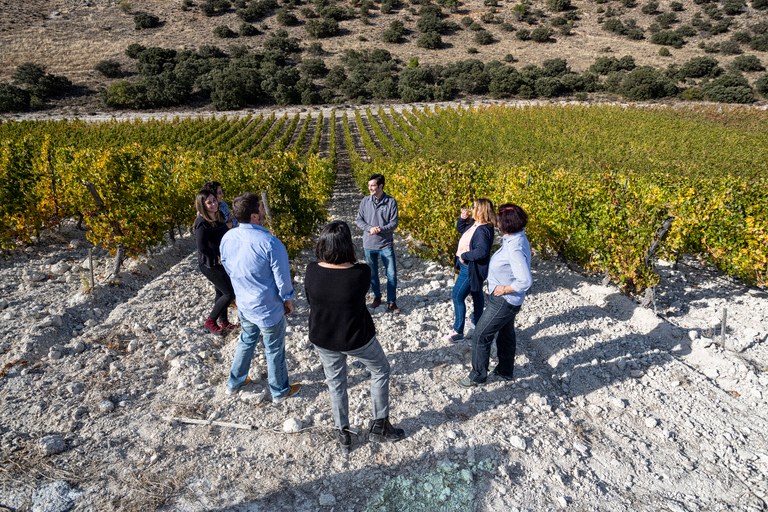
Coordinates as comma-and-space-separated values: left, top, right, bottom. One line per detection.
199, 264, 235, 323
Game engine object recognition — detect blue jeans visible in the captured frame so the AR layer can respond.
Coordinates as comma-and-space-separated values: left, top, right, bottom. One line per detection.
452, 262, 484, 335
469, 294, 521, 383
227, 313, 289, 400
364, 247, 397, 304
314, 337, 390, 429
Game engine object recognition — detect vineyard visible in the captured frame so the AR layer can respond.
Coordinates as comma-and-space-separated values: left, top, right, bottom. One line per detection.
2, 103, 767, 291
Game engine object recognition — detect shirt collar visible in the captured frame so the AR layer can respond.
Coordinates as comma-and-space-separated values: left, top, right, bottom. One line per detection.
239, 223, 270, 233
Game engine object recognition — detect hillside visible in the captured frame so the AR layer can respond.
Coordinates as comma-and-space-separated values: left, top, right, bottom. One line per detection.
1, 0, 768, 113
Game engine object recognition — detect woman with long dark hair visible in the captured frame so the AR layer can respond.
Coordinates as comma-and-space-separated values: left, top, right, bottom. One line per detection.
460, 203, 533, 387
304, 220, 405, 452
194, 188, 237, 335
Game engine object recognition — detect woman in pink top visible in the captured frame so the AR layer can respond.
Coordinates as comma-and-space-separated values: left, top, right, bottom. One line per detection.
442, 198, 497, 343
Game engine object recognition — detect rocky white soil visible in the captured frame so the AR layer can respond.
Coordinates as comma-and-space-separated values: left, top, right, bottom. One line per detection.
1, 167, 767, 512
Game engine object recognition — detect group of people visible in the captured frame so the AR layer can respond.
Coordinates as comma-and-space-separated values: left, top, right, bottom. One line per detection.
193, 173, 532, 453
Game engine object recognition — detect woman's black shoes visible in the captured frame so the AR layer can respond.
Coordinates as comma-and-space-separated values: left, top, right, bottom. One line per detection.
336, 427, 351, 453
369, 417, 405, 443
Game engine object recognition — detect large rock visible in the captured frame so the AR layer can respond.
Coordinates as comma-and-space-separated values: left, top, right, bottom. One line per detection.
39, 435, 66, 456
32, 480, 75, 512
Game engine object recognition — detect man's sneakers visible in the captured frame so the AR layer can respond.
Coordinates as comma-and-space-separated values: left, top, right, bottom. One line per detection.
491, 366, 514, 381
273, 383, 302, 404
442, 330, 463, 343
369, 416, 405, 443
387, 302, 401, 314
458, 377, 481, 388
370, 297, 382, 308
225, 376, 252, 396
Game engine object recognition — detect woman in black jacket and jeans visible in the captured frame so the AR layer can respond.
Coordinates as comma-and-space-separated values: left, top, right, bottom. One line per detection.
443, 198, 496, 343
194, 188, 237, 335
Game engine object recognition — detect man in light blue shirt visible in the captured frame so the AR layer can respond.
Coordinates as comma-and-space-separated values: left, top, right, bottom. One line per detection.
220, 192, 300, 403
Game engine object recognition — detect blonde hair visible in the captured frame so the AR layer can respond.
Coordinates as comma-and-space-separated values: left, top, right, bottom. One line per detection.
195, 189, 223, 225
473, 197, 497, 227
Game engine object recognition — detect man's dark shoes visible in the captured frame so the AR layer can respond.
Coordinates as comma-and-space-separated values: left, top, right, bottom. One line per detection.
336, 426, 352, 453
491, 366, 514, 381
387, 303, 401, 314
370, 297, 382, 308
369, 416, 405, 443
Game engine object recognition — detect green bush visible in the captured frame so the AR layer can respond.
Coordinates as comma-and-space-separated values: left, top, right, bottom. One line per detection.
680, 87, 703, 100
198, 44, 226, 58
95, 60, 122, 78
641, 0, 658, 14
658, 46, 670, 56
531, 27, 551, 42
678, 56, 722, 78
125, 43, 146, 59
305, 18, 339, 38
0, 83, 30, 112
719, 40, 742, 55
754, 0, 768, 9
618, 66, 678, 100
229, 44, 249, 58
418, 31, 442, 49
545, 0, 570, 12
670, 1, 684, 10
515, 28, 531, 40
100, 80, 143, 108
119, 1, 132, 12
383, 20, 406, 43
308, 42, 324, 55
300, 58, 328, 76
265, 29, 301, 51
141, 71, 191, 107
276, 8, 299, 25
750, 34, 768, 51
732, 31, 752, 44
501, 22, 515, 32
731, 55, 765, 72
12, 62, 72, 99
722, 0, 745, 15
535, 76, 561, 97
417, 14, 445, 33
214, 25, 237, 38
504, 53, 516, 62
136, 47, 177, 75
467, 47, 479, 54
752, 22, 768, 35
239, 22, 259, 36
12, 62, 46, 85
755, 73, 768, 95
134, 13, 160, 29
589, 55, 636, 74
703, 73, 754, 102
461, 16, 474, 27
651, 30, 684, 48
656, 12, 678, 29
474, 29, 494, 44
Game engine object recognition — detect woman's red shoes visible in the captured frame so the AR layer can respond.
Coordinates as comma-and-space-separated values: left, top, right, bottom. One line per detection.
204, 318, 224, 335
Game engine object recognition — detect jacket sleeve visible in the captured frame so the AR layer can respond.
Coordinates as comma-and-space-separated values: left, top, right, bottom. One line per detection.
195, 221, 216, 265
379, 198, 399, 234
507, 244, 533, 294
456, 217, 474, 234
460, 225, 493, 262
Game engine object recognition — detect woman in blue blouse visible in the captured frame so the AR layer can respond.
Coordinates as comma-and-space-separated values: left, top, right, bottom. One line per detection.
460, 204, 533, 387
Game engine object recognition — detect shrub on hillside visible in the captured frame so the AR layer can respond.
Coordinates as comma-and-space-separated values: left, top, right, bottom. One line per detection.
95, 60, 123, 78
239, 23, 259, 36
546, 0, 570, 11
535, 76, 562, 97
101, 80, 144, 108
276, 8, 299, 25
125, 43, 146, 59
214, 25, 237, 38
305, 18, 339, 38
702, 73, 754, 102
618, 66, 678, 100
589, 55, 636, 74
754, 0, 768, 9
474, 29, 494, 44
11, 62, 72, 99
142, 72, 192, 107
531, 26, 551, 42
134, 13, 160, 29
755, 73, 768, 95
488, 65, 521, 97
418, 31, 442, 49
749, 34, 768, 51
265, 29, 301, 51
678, 56, 722, 78
732, 55, 766, 72
651, 30, 685, 48
383, 20, 406, 43
300, 58, 329, 77
0, 83, 30, 112
136, 47, 177, 75
641, 0, 659, 14
515, 28, 531, 40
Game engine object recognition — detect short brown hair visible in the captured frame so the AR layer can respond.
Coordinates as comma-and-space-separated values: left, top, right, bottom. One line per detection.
497, 203, 528, 234
473, 198, 497, 227
232, 192, 261, 224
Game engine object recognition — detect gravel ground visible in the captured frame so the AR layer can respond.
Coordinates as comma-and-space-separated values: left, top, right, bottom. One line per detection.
1, 165, 767, 512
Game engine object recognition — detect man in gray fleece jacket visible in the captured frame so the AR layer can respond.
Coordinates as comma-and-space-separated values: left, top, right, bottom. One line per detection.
356, 173, 400, 313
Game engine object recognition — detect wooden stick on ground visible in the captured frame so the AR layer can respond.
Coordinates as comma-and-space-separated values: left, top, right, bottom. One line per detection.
164, 416, 253, 430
